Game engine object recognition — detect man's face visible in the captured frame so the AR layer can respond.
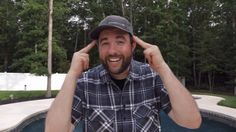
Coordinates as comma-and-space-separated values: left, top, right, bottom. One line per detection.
98, 28, 135, 78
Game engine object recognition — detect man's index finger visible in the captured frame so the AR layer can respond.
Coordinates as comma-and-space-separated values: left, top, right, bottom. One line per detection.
79, 41, 96, 53
133, 36, 151, 49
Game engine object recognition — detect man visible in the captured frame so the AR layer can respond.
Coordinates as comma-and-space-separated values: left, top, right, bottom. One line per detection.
45, 15, 201, 132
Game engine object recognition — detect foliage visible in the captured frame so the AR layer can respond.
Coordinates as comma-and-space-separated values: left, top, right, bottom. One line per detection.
0, 0, 235, 93
0, 0, 18, 71
6, 0, 69, 75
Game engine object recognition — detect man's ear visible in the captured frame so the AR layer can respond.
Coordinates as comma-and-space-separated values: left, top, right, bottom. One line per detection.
131, 36, 136, 52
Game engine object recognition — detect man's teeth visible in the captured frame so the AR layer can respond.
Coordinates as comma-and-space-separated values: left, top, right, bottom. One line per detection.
109, 58, 120, 62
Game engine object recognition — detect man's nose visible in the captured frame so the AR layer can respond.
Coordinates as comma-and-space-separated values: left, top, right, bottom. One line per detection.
108, 43, 118, 55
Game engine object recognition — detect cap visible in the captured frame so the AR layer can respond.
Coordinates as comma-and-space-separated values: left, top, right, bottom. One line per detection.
89, 15, 133, 40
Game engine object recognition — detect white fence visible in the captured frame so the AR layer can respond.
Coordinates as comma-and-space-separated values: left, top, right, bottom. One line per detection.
0, 72, 66, 91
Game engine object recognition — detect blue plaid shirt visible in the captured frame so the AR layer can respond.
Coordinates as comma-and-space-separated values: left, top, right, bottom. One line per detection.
72, 60, 171, 132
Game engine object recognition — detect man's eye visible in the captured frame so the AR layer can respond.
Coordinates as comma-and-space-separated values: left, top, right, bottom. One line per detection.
117, 41, 124, 45
101, 42, 109, 46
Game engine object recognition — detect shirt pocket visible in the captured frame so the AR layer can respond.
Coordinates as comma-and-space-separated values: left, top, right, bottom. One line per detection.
85, 108, 115, 132
132, 103, 161, 132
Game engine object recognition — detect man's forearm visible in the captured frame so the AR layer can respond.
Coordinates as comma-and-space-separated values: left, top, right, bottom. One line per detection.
154, 63, 201, 129
45, 72, 79, 132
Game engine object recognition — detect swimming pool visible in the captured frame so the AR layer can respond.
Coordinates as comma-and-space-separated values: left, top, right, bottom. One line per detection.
20, 111, 236, 132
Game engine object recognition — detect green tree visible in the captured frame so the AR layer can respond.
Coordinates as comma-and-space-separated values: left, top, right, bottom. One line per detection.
10, 0, 68, 75
1, 0, 235, 94
0, 0, 18, 72
130, 0, 191, 80
217, 0, 236, 94
187, 0, 218, 90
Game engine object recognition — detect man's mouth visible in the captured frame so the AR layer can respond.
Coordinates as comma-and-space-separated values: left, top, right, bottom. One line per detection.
108, 57, 121, 62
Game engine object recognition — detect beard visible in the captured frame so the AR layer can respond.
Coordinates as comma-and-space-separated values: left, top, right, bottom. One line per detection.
101, 54, 132, 75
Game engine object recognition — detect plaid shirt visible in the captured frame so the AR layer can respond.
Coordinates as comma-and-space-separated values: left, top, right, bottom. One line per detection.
72, 60, 171, 132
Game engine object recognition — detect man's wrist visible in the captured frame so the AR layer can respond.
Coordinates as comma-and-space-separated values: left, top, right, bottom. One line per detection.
68, 70, 82, 79
154, 62, 168, 72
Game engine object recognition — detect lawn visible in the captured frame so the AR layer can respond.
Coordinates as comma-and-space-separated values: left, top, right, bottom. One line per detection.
218, 95, 236, 108
192, 91, 236, 109
0, 90, 58, 104
0, 90, 235, 109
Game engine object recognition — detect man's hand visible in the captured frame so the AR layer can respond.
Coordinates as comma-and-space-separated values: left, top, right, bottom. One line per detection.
133, 36, 166, 71
69, 41, 96, 78
134, 36, 202, 128
46, 41, 96, 132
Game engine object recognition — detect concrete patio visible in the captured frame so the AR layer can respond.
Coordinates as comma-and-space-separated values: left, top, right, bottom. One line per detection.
0, 95, 235, 131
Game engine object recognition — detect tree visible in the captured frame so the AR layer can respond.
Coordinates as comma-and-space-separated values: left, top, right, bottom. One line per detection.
186, 0, 218, 89
217, 0, 236, 94
10, 0, 68, 75
1, 0, 235, 94
131, 0, 191, 79
0, 0, 18, 72
46, 0, 53, 97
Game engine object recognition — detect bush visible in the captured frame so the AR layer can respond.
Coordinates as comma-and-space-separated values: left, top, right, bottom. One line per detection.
0, 90, 58, 105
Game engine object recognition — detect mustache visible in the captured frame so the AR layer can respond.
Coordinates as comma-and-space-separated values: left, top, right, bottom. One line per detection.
105, 54, 123, 59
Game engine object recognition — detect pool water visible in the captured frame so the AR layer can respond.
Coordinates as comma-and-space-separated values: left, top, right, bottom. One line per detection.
22, 112, 236, 132
160, 111, 236, 132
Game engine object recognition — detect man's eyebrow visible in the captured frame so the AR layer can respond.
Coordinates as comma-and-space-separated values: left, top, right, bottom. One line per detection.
99, 37, 108, 43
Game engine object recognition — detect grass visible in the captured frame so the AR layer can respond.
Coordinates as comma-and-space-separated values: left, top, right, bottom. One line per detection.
0, 90, 58, 104
0, 90, 235, 109
218, 95, 236, 108
192, 90, 236, 109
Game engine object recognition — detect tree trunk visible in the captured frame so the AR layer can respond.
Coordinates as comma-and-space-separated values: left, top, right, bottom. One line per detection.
191, 0, 198, 88
193, 60, 197, 88
208, 71, 214, 92
97, 0, 105, 17
74, 31, 78, 52
46, 0, 53, 98
232, 14, 235, 95
129, 0, 133, 26
121, 0, 125, 16
232, 14, 235, 46
3, 1, 9, 72
234, 78, 236, 96
3, 44, 8, 72
208, 72, 212, 92
84, 29, 87, 46
35, 44, 38, 54
197, 71, 201, 88
212, 72, 215, 90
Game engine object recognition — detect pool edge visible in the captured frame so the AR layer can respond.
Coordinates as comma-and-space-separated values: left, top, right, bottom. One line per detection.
200, 108, 236, 128
6, 108, 236, 132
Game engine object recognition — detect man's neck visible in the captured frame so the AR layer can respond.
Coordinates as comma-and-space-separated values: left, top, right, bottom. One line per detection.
110, 67, 130, 80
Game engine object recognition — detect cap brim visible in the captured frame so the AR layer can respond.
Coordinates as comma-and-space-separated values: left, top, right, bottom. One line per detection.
89, 25, 132, 40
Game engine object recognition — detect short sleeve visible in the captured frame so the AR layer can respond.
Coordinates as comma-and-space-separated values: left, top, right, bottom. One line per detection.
160, 86, 172, 114
71, 75, 85, 126
155, 75, 172, 114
